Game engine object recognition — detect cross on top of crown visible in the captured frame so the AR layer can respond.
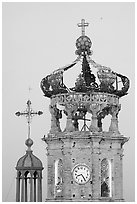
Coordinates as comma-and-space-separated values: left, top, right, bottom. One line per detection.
77, 19, 89, 36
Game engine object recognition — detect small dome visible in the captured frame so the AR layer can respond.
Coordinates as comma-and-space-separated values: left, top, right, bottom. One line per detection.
16, 151, 43, 170
16, 138, 43, 169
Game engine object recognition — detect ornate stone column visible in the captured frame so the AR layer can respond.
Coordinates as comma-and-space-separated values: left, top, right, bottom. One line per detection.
109, 105, 121, 134
49, 104, 61, 133
88, 104, 100, 132
64, 104, 76, 132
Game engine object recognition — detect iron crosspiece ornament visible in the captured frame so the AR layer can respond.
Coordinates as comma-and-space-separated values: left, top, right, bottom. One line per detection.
15, 100, 43, 139
77, 19, 89, 36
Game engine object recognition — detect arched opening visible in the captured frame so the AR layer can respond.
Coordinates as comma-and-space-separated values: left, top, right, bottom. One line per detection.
71, 110, 91, 131
33, 171, 38, 202
102, 115, 111, 132
101, 158, 112, 198
56, 104, 66, 131
24, 171, 31, 202
54, 159, 63, 196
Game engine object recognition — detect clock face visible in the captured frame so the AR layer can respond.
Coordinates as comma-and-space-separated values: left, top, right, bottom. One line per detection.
72, 164, 90, 184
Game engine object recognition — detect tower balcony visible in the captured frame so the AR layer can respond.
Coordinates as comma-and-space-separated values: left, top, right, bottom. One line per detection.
47, 92, 121, 137
51, 92, 119, 107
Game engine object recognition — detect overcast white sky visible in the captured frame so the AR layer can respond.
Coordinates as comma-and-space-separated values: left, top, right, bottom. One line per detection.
2, 2, 135, 202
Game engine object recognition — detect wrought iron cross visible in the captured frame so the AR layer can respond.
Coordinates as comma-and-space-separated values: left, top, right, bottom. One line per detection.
15, 100, 43, 139
77, 19, 89, 36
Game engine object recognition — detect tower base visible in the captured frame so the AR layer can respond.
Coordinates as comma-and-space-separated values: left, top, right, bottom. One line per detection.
46, 198, 125, 202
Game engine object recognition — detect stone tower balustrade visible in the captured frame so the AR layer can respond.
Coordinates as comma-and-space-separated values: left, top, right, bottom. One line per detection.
48, 92, 121, 136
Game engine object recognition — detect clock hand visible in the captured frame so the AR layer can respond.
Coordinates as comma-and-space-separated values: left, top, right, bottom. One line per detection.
76, 174, 86, 181
81, 174, 86, 181
76, 174, 81, 178
76, 174, 83, 179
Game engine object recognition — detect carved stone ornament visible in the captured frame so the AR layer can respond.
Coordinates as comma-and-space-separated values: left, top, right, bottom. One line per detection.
49, 105, 62, 133
109, 105, 121, 134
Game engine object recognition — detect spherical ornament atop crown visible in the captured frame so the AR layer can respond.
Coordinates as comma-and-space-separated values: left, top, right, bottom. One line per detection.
76, 36, 92, 55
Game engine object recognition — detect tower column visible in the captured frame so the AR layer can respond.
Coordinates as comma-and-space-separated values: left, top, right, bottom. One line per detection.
90, 113, 99, 132
65, 111, 75, 132
92, 145, 100, 199
65, 105, 76, 132
30, 172, 33, 202
21, 173, 25, 202
37, 175, 42, 202
88, 104, 100, 132
49, 105, 61, 133
16, 174, 20, 202
109, 105, 121, 134
25, 176, 27, 201
34, 177, 36, 202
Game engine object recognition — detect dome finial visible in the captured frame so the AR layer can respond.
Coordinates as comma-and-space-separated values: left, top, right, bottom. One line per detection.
25, 137, 33, 151
15, 100, 43, 150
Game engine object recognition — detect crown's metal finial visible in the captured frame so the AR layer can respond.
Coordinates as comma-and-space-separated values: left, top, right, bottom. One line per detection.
77, 19, 89, 36
15, 100, 43, 140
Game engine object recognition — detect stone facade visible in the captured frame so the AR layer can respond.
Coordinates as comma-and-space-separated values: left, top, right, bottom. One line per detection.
43, 129, 128, 201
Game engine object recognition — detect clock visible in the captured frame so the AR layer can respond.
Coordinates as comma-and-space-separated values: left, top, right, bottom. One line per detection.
72, 164, 90, 184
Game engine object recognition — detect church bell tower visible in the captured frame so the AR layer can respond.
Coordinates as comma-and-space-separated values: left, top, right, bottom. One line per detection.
40, 19, 130, 202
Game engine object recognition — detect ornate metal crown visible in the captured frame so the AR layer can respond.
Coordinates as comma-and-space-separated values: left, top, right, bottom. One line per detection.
40, 19, 129, 99
40, 19, 130, 136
